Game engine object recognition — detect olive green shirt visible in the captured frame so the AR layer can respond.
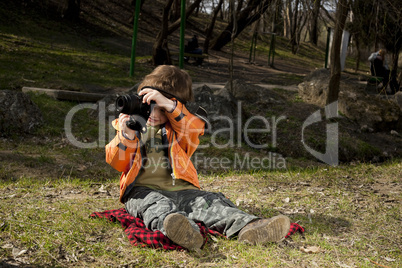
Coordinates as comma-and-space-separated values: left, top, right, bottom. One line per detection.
134, 125, 198, 191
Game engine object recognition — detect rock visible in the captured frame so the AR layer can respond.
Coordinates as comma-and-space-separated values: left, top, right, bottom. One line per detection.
393, 91, 402, 111
0, 90, 43, 136
361, 125, 374, 133
390, 130, 399, 136
225, 79, 284, 105
188, 85, 241, 139
297, 69, 330, 107
298, 69, 402, 131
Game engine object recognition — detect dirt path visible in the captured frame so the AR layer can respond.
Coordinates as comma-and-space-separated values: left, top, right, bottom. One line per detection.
181, 48, 314, 86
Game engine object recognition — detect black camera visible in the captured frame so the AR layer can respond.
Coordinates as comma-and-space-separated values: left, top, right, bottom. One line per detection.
115, 94, 154, 132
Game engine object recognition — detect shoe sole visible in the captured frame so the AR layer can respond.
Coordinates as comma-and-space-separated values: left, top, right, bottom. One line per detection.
163, 213, 203, 251
238, 215, 290, 245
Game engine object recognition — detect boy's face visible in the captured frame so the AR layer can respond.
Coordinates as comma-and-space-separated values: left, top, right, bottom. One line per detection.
147, 106, 168, 126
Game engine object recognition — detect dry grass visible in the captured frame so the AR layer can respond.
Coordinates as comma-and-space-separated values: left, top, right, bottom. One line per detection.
1, 161, 401, 267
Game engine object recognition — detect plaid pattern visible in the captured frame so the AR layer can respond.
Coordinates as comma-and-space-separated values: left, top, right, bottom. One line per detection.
91, 208, 304, 250
286, 222, 305, 238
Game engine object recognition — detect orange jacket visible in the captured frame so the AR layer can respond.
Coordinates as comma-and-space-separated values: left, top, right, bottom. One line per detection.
106, 101, 205, 203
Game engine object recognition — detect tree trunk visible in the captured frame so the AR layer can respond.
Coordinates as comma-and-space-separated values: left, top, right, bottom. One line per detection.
310, 0, 321, 45
166, 0, 203, 36
294, 1, 309, 54
152, 0, 203, 65
64, 0, 81, 21
152, 0, 174, 66
219, 0, 225, 20
195, 0, 202, 17
327, 0, 349, 105
204, 0, 224, 54
169, 0, 181, 22
229, 0, 236, 94
236, 0, 244, 14
210, 0, 272, 51
290, 0, 299, 54
283, 0, 292, 38
354, 33, 360, 72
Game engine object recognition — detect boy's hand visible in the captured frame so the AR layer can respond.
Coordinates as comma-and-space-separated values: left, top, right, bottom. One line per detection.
118, 113, 135, 140
139, 88, 175, 112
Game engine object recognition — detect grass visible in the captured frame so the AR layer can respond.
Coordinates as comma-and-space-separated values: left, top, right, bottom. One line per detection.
1, 92, 400, 267
0, 30, 145, 91
1, 2, 401, 267
0, 1, 149, 91
0, 162, 401, 267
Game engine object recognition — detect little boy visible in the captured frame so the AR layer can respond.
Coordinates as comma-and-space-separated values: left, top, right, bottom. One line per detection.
106, 65, 290, 251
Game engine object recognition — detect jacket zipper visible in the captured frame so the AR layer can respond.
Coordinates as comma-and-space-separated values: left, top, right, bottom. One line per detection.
169, 132, 176, 186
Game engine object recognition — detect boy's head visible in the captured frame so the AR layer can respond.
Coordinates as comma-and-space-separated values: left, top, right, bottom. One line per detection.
137, 65, 194, 102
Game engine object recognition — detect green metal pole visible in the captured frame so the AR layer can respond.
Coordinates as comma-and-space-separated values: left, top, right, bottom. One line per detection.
268, 34, 275, 66
179, 0, 186, 69
130, 0, 141, 77
249, 33, 254, 62
271, 34, 275, 67
253, 33, 257, 62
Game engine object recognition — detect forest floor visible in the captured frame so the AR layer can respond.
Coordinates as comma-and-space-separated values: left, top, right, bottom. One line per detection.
1, 1, 401, 267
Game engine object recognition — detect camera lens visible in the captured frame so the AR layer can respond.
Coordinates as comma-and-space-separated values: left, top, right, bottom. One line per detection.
116, 95, 128, 113
115, 94, 142, 115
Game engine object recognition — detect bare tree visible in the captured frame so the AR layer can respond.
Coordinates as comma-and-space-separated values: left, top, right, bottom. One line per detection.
327, 0, 349, 104
289, 0, 300, 53
152, 0, 203, 65
152, 0, 174, 66
204, 0, 224, 54
166, 0, 203, 36
228, 0, 236, 93
64, 0, 81, 21
210, 0, 272, 51
310, 0, 321, 45
169, 0, 181, 22
283, 0, 291, 38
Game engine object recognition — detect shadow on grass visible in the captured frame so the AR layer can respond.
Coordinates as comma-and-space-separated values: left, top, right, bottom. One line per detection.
291, 213, 352, 236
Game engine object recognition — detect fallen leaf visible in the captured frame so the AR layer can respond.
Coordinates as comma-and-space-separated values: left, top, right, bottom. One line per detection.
2, 243, 13, 249
300, 245, 321, 254
98, 185, 107, 193
383, 256, 395, 262
335, 262, 352, 268
77, 165, 87, 171
0, 221, 9, 231
12, 248, 27, 258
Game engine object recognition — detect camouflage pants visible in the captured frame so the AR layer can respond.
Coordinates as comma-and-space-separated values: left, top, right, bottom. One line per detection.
124, 186, 258, 238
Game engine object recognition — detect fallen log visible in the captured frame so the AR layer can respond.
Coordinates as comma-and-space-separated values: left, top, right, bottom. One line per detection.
22, 87, 107, 102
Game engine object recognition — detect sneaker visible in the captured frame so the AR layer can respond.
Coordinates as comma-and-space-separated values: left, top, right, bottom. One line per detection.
163, 213, 203, 251
238, 215, 290, 245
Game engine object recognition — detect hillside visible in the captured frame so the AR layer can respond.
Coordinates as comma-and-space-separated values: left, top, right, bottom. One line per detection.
0, 0, 401, 169
0, 2, 401, 268
0, 0, 327, 91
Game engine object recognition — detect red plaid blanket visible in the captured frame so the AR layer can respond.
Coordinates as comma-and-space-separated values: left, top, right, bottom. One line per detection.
91, 208, 305, 250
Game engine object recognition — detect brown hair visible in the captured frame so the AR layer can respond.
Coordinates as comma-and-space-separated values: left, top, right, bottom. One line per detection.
137, 65, 194, 102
